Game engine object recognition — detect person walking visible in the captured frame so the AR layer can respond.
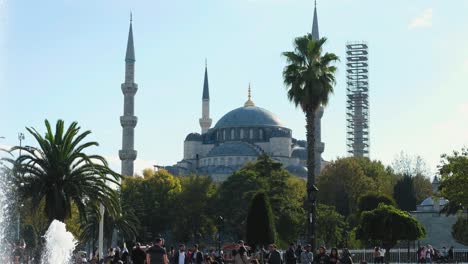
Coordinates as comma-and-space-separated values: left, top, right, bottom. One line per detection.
235, 245, 250, 264
146, 238, 169, 264
131, 243, 146, 264
267, 244, 282, 264
285, 243, 297, 264
192, 244, 204, 264
300, 245, 313, 264
314, 246, 329, 264
340, 248, 353, 264
175, 244, 189, 264
295, 245, 303, 264
328, 248, 339, 264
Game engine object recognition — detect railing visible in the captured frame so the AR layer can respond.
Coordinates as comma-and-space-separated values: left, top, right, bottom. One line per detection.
348, 249, 468, 263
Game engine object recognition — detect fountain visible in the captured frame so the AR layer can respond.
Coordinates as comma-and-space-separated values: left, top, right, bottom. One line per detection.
41, 220, 77, 264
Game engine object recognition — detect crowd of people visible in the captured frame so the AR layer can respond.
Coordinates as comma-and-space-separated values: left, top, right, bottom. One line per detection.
416, 245, 455, 263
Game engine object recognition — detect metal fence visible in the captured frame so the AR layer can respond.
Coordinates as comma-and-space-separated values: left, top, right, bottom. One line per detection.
348, 248, 468, 263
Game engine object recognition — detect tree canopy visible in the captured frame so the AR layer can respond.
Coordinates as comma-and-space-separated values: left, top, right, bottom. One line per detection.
3, 119, 120, 224
356, 204, 425, 250
316, 204, 347, 248
439, 148, 468, 208
358, 192, 395, 213
393, 174, 417, 211
317, 157, 396, 217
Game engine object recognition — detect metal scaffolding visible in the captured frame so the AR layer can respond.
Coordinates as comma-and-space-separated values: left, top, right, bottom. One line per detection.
346, 42, 369, 157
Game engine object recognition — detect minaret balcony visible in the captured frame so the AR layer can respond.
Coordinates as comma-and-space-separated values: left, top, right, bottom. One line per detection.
315, 142, 325, 153
121, 83, 138, 95
120, 116, 138, 128
119, 149, 137, 160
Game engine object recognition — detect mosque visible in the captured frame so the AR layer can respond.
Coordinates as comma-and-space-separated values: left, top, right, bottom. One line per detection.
118, 4, 327, 181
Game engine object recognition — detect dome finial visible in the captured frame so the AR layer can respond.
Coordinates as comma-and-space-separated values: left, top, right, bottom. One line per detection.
244, 82, 255, 107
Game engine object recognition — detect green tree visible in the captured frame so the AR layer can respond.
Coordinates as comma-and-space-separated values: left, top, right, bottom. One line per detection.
282, 35, 338, 249
412, 175, 432, 204
246, 192, 277, 249
439, 148, 468, 208
356, 204, 425, 262
317, 157, 391, 217
393, 174, 417, 211
316, 204, 347, 248
358, 192, 395, 213
172, 175, 217, 243
121, 169, 181, 242
452, 216, 468, 245
4, 120, 120, 224
216, 155, 306, 245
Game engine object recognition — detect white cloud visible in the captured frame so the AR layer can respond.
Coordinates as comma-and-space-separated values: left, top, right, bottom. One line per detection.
408, 8, 433, 30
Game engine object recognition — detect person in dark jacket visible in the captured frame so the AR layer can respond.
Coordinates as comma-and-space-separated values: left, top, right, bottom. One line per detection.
147, 238, 169, 264
174, 244, 190, 264
267, 244, 282, 264
191, 244, 204, 264
314, 246, 329, 264
131, 243, 146, 264
285, 243, 297, 264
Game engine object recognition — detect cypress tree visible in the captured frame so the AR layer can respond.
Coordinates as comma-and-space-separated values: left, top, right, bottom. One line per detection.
393, 174, 417, 211
246, 192, 277, 248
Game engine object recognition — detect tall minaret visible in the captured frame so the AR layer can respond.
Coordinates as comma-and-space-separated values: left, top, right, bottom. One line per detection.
312, 0, 325, 177
119, 15, 138, 176
199, 61, 212, 134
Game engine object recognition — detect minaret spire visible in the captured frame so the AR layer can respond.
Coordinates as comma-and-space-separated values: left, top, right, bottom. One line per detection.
244, 83, 255, 107
199, 60, 212, 134
119, 16, 138, 176
312, 0, 319, 40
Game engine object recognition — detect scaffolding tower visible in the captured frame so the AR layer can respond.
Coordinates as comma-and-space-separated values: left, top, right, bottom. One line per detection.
346, 42, 369, 157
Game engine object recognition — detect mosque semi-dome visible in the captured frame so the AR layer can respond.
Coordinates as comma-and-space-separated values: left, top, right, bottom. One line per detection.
214, 105, 284, 129
291, 147, 308, 160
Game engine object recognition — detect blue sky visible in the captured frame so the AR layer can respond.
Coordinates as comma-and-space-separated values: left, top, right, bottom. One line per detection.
1, 0, 467, 176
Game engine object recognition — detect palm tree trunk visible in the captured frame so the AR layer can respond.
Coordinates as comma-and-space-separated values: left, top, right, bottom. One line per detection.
305, 108, 317, 250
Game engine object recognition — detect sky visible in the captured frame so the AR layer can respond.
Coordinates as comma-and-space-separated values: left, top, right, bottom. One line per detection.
0, 0, 467, 176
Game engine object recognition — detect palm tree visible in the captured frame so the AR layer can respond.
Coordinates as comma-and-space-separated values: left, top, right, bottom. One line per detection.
282, 35, 338, 249
4, 119, 121, 224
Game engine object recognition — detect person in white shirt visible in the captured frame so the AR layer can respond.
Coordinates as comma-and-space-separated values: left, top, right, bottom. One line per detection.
175, 244, 189, 264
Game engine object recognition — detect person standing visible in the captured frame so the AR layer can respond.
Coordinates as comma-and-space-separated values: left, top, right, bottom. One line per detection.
295, 245, 303, 264
147, 238, 169, 264
267, 244, 282, 264
285, 243, 297, 264
175, 244, 189, 264
300, 245, 313, 264
448, 246, 454, 262
235, 245, 249, 264
328, 248, 340, 264
340, 248, 353, 264
192, 244, 204, 264
132, 243, 147, 264
314, 246, 329, 264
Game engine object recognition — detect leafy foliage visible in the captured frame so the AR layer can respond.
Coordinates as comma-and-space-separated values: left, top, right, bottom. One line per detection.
316, 204, 347, 247
317, 157, 396, 218
216, 155, 306, 245
439, 148, 468, 208
246, 192, 277, 248
393, 174, 417, 211
3, 120, 120, 224
121, 169, 181, 242
356, 204, 425, 250
358, 192, 395, 213
172, 175, 218, 243
452, 216, 468, 245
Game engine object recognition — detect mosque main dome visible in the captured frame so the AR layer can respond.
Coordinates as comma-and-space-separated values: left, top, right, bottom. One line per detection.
214, 105, 284, 129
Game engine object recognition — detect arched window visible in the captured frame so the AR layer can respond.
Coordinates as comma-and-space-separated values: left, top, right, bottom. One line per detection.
259, 129, 264, 140
223, 129, 226, 140
240, 129, 244, 139
231, 129, 235, 140
249, 128, 254, 139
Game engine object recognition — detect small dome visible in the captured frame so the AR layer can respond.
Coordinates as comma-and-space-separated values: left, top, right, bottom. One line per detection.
286, 164, 308, 178
207, 142, 261, 157
185, 133, 202, 141
291, 147, 307, 160
420, 197, 449, 207
215, 106, 284, 128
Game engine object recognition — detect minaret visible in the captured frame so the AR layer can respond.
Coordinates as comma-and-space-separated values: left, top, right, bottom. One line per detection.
199, 60, 212, 134
119, 15, 138, 176
312, 0, 325, 177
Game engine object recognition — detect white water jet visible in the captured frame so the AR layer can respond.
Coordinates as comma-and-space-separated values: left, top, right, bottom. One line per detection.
41, 220, 76, 264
